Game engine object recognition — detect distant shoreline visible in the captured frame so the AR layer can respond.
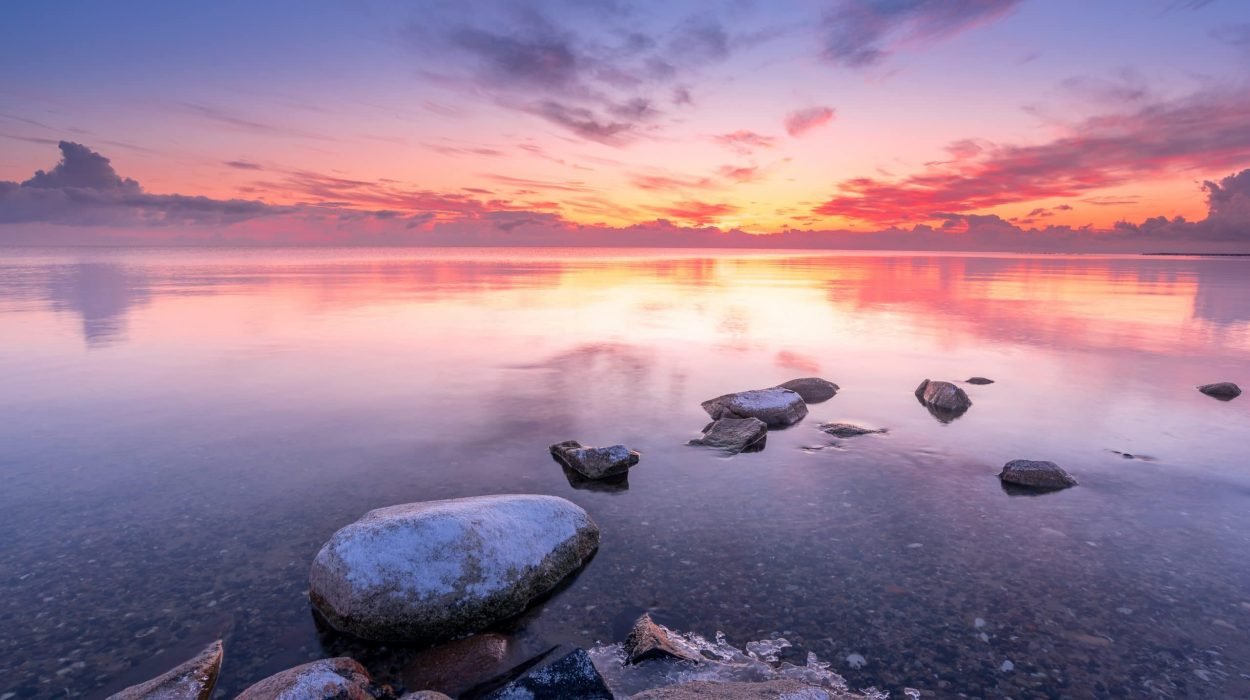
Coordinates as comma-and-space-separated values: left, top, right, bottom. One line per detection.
1142, 252, 1250, 257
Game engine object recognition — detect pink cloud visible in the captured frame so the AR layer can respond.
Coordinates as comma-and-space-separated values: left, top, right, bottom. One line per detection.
785, 107, 835, 137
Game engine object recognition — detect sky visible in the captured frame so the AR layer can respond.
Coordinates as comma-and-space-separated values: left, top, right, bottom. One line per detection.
2, 0, 1250, 250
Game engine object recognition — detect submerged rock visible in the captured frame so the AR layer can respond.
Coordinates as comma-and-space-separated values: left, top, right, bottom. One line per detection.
998, 460, 1078, 490
701, 388, 808, 427
629, 679, 858, 699
401, 692, 453, 700
400, 633, 516, 698
817, 422, 886, 438
549, 440, 639, 479
464, 645, 612, 700
1198, 382, 1242, 400
914, 379, 972, 421
107, 640, 223, 700
966, 377, 995, 385
776, 377, 840, 403
624, 613, 701, 665
309, 495, 600, 642
688, 417, 768, 453
236, 658, 392, 700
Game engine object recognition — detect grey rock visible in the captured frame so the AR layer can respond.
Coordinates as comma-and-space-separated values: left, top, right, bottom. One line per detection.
400, 693, 453, 700
701, 388, 808, 427
776, 377, 840, 403
967, 377, 995, 385
818, 422, 886, 438
1198, 382, 1241, 399
465, 645, 612, 700
630, 679, 859, 699
687, 417, 768, 453
624, 613, 701, 665
549, 440, 639, 479
236, 658, 392, 700
309, 495, 599, 643
399, 633, 514, 698
998, 460, 1078, 490
106, 640, 223, 700
915, 379, 972, 421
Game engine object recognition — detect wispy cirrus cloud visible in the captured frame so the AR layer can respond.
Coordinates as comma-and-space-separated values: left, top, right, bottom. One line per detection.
713, 130, 778, 154
820, 0, 1023, 68
814, 89, 1250, 224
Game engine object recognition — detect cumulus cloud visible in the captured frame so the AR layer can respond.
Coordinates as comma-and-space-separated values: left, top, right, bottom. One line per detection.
785, 106, 836, 137
820, 0, 1023, 68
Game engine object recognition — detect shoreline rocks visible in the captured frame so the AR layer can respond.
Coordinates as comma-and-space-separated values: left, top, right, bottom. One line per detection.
236, 658, 393, 700
629, 679, 860, 699
776, 377, 840, 403
915, 379, 973, 421
1198, 382, 1241, 400
309, 495, 599, 643
688, 417, 768, 453
549, 440, 639, 479
464, 645, 612, 700
106, 640, 223, 700
998, 460, 1078, 490
818, 422, 886, 438
624, 613, 701, 665
702, 388, 808, 427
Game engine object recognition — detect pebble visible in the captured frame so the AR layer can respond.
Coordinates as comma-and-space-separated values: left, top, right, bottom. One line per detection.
846, 653, 867, 669
1000, 660, 1015, 672
974, 618, 986, 629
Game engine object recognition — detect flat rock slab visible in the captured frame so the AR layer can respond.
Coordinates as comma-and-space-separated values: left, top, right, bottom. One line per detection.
688, 417, 768, 453
776, 377, 840, 403
915, 379, 972, 421
624, 613, 702, 665
701, 388, 808, 427
237, 658, 391, 700
998, 460, 1078, 490
549, 440, 639, 479
818, 422, 886, 438
966, 377, 995, 385
630, 679, 860, 699
465, 645, 612, 700
107, 640, 223, 700
309, 495, 599, 643
1198, 382, 1242, 399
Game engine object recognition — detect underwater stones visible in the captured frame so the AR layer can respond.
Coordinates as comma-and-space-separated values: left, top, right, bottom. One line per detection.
309, 495, 600, 643
701, 387, 808, 427
817, 422, 886, 438
629, 679, 857, 699
914, 379, 972, 421
1198, 382, 1241, 400
465, 645, 612, 700
624, 613, 701, 665
776, 377, 840, 403
688, 417, 768, 453
106, 640, 223, 700
966, 377, 995, 385
401, 693, 453, 700
400, 633, 515, 697
236, 658, 390, 700
998, 460, 1078, 490
550, 440, 639, 479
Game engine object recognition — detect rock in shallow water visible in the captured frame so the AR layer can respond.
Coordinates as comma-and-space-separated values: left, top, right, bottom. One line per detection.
549, 440, 639, 479
624, 613, 701, 665
1198, 382, 1241, 399
106, 640, 223, 700
629, 679, 859, 699
915, 379, 973, 421
776, 377, 840, 403
701, 388, 808, 427
309, 495, 600, 643
236, 658, 393, 700
464, 645, 612, 700
998, 460, 1078, 490
817, 422, 886, 438
966, 377, 995, 385
688, 417, 768, 453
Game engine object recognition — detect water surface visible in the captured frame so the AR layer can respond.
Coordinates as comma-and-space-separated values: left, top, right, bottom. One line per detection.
1, 248, 1248, 699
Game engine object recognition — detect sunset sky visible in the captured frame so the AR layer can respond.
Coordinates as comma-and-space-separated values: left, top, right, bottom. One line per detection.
2, 0, 1250, 249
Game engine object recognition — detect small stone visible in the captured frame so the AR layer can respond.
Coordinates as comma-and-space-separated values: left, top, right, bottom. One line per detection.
967, 377, 995, 385
623, 613, 701, 665
107, 640, 223, 700
914, 379, 972, 421
818, 422, 886, 438
402, 693, 453, 700
846, 653, 867, 669
688, 418, 768, 454
236, 658, 390, 700
1198, 382, 1242, 400
467, 645, 612, 700
974, 618, 986, 629
549, 440, 639, 479
998, 460, 1078, 490
775, 377, 840, 403
1000, 660, 1014, 672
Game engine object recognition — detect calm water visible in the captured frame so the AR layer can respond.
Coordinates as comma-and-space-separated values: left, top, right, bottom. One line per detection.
1, 248, 1249, 699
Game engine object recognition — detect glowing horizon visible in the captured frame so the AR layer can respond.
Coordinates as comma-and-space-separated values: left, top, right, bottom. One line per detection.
2, 0, 1250, 250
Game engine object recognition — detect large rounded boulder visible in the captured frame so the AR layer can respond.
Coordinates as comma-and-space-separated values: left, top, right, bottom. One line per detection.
701, 387, 808, 427
309, 495, 600, 643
